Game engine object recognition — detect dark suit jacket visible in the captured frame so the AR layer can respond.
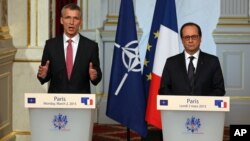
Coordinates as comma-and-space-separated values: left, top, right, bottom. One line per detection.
38, 34, 102, 93
159, 51, 225, 96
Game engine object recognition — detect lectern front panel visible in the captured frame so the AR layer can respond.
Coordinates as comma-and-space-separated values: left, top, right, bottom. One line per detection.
29, 108, 94, 141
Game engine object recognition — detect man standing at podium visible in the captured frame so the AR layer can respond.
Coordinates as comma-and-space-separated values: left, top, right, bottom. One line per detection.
159, 22, 225, 96
37, 3, 102, 93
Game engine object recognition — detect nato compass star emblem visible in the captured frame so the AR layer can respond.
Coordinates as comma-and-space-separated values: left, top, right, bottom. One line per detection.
114, 40, 141, 95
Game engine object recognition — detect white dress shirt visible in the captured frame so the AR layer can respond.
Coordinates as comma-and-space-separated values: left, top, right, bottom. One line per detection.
63, 33, 80, 64
185, 50, 200, 73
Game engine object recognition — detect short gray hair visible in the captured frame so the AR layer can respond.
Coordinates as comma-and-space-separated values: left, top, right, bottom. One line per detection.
61, 3, 82, 18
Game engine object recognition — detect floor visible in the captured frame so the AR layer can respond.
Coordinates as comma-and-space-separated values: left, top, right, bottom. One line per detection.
92, 124, 229, 141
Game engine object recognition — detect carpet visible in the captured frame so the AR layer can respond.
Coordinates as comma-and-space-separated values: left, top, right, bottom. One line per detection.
92, 124, 229, 141
92, 124, 141, 141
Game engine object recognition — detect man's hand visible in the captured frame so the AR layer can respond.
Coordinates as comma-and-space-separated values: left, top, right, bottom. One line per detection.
38, 60, 50, 79
89, 62, 97, 81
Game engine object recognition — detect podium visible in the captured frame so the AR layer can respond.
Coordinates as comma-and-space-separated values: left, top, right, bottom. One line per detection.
25, 93, 96, 141
157, 95, 230, 141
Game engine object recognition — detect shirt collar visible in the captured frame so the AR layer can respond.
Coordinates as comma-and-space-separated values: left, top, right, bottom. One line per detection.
63, 33, 80, 44
185, 50, 200, 60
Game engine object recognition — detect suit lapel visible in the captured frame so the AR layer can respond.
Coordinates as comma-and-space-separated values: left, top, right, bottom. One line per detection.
194, 51, 204, 82
71, 35, 85, 79
179, 52, 190, 84
57, 36, 68, 80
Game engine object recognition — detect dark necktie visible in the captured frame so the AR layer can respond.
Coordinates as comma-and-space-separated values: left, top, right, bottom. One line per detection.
66, 39, 73, 80
188, 56, 195, 86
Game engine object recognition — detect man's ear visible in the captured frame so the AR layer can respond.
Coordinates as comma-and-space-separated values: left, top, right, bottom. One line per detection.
60, 17, 63, 24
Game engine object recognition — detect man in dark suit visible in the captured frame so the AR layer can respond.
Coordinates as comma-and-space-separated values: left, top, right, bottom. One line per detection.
159, 22, 225, 96
37, 3, 102, 93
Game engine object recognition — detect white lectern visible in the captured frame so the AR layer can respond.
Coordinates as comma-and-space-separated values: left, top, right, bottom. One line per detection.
157, 95, 230, 141
25, 93, 96, 141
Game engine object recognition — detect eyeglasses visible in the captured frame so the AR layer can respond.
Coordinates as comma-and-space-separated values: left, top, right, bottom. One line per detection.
182, 35, 199, 41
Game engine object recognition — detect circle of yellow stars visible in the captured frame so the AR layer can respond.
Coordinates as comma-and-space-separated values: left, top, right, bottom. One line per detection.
144, 30, 159, 81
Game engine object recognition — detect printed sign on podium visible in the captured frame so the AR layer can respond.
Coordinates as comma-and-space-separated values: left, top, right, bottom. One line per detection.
25, 93, 96, 141
157, 95, 230, 141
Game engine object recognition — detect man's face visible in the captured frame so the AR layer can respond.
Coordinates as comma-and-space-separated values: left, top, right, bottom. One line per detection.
181, 25, 201, 55
60, 8, 82, 38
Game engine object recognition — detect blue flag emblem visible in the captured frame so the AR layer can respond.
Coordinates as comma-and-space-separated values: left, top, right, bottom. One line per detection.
81, 97, 93, 105
28, 98, 36, 104
215, 100, 227, 108
160, 100, 168, 106
113, 40, 141, 95
106, 0, 147, 137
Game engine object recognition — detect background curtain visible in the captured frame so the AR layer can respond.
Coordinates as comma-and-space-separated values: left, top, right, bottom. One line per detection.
56, 0, 77, 36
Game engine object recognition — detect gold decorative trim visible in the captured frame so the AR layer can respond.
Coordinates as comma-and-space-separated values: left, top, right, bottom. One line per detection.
219, 17, 250, 20
230, 96, 250, 101
0, 26, 9, 32
0, 35, 12, 40
14, 59, 41, 63
36, 0, 38, 46
96, 93, 105, 97
27, 0, 31, 48
107, 15, 119, 19
0, 131, 31, 141
0, 26, 12, 40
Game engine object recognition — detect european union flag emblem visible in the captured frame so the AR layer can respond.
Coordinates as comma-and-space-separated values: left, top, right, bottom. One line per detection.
160, 100, 168, 106
28, 98, 36, 104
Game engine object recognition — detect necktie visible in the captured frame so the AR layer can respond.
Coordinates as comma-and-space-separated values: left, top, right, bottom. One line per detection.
66, 39, 73, 80
188, 56, 195, 86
